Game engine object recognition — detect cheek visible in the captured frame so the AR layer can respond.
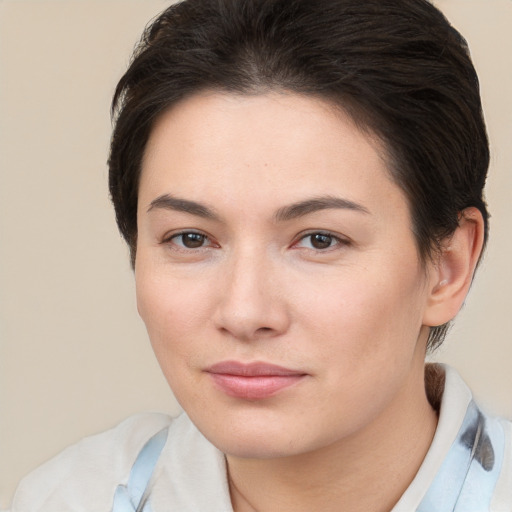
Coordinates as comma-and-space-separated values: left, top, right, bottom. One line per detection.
297, 264, 426, 363
135, 270, 208, 399
299, 271, 426, 422
135, 266, 208, 353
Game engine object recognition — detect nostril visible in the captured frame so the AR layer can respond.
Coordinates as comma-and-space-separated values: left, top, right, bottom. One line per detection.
256, 327, 273, 334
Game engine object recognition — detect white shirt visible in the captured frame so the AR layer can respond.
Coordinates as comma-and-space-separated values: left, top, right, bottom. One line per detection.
9, 366, 512, 511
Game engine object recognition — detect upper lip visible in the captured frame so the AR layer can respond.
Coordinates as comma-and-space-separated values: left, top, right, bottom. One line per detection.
206, 360, 305, 377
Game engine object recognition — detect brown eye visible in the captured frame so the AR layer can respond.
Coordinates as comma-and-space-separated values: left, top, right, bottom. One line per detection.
310, 233, 334, 249
294, 231, 346, 251
173, 232, 208, 248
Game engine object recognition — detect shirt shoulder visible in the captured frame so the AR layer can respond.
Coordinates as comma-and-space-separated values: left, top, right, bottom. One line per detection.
491, 417, 512, 509
9, 412, 173, 512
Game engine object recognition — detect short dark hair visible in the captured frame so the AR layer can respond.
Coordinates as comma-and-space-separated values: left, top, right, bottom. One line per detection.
109, 0, 489, 349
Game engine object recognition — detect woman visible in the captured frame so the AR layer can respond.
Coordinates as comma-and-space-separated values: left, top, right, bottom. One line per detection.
9, 0, 512, 510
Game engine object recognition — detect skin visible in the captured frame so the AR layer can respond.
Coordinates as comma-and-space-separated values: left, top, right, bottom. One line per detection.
135, 92, 483, 511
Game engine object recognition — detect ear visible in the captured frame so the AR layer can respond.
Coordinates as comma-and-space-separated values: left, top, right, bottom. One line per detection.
422, 207, 485, 327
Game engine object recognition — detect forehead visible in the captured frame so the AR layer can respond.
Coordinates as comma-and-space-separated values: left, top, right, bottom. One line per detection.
140, 92, 397, 206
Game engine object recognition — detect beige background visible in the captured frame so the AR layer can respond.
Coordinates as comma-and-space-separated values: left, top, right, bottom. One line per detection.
0, 0, 511, 507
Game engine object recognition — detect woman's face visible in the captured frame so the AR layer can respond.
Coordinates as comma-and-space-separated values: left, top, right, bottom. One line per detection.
136, 92, 438, 458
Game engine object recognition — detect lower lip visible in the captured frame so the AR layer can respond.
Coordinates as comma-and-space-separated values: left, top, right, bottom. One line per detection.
209, 373, 305, 400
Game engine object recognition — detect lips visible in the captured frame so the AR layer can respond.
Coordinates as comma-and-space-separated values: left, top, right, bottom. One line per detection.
205, 361, 306, 400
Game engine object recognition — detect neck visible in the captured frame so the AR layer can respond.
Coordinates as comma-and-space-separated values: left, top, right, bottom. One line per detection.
227, 364, 438, 512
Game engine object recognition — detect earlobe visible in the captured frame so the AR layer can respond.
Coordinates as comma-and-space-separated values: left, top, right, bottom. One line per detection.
423, 207, 485, 327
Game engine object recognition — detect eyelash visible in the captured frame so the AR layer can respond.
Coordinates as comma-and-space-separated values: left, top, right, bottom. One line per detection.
293, 231, 349, 252
161, 231, 217, 251
161, 230, 349, 252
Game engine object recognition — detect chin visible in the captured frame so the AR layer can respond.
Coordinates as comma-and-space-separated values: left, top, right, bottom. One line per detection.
213, 434, 300, 460
198, 415, 334, 461
189, 411, 298, 459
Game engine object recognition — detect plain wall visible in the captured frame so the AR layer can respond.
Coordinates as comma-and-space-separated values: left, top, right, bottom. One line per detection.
0, 0, 511, 507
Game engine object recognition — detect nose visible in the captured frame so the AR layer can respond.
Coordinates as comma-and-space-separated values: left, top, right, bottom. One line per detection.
213, 250, 291, 341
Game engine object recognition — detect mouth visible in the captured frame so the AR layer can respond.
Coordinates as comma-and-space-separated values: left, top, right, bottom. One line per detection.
205, 361, 307, 400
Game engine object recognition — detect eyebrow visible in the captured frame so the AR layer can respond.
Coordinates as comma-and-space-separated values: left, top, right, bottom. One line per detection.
147, 194, 219, 220
274, 196, 370, 222
147, 193, 369, 222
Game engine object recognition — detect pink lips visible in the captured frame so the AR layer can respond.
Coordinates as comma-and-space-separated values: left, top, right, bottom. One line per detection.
206, 361, 306, 400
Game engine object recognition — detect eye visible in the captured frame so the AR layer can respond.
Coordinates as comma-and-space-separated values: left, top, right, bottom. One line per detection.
295, 232, 347, 251
167, 231, 211, 249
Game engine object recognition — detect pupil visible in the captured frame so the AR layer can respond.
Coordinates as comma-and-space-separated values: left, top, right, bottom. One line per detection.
311, 234, 332, 249
183, 233, 205, 248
